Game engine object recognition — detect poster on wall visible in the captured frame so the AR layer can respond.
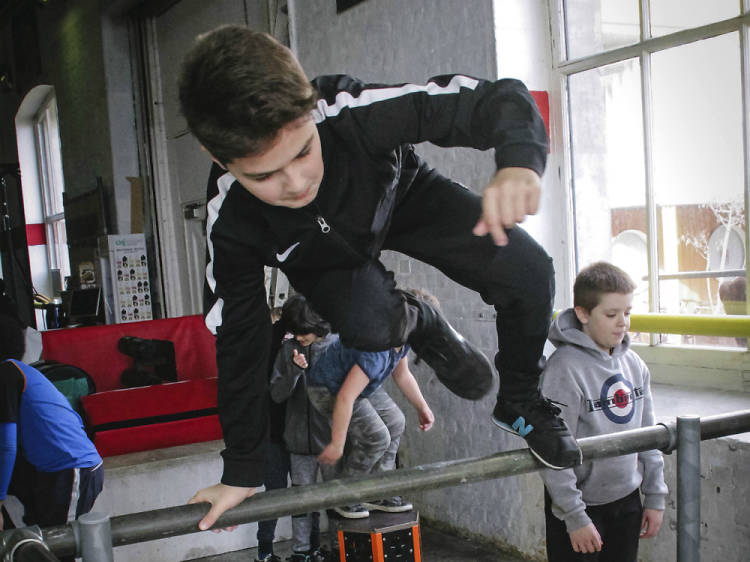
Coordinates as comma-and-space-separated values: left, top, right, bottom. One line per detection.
99, 234, 153, 324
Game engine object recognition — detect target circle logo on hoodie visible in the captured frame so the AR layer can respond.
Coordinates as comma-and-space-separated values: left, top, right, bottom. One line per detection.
600, 374, 636, 424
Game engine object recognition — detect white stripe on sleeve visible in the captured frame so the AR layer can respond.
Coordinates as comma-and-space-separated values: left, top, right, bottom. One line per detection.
312, 75, 479, 123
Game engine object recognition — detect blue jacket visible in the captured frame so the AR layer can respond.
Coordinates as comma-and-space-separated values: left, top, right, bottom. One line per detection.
0, 359, 101, 498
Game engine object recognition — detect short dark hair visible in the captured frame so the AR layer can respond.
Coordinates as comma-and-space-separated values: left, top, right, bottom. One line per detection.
0, 313, 25, 361
178, 25, 318, 164
281, 295, 330, 337
574, 262, 636, 312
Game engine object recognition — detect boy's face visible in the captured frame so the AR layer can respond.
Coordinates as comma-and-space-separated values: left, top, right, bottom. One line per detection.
574, 292, 633, 353
212, 115, 324, 208
295, 333, 319, 347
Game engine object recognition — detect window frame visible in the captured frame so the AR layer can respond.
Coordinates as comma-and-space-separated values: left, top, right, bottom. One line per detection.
546, 1, 750, 391
33, 92, 70, 281
549, 1, 750, 339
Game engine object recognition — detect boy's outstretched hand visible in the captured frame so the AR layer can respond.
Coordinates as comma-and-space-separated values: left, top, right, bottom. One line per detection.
189, 483, 256, 532
473, 167, 541, 246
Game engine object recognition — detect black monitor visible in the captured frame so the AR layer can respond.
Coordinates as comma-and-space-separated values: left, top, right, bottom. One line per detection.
67, 287, 102, 326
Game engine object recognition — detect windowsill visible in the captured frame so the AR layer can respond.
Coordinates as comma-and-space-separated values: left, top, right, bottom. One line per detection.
633, 343, 750, 393
652, 382, 750, 443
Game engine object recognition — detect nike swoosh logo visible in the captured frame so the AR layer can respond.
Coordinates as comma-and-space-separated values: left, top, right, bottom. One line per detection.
276, 242, 300, 263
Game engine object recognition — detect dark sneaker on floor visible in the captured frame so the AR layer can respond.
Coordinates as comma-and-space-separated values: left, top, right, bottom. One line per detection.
491, 397, 583, 469
288, 553, 312, 562
256, 555, 282, 562
311, 547, 333, 562
333, 503, 370, 519
407, 297, 494, 401
362, 496, 413, 513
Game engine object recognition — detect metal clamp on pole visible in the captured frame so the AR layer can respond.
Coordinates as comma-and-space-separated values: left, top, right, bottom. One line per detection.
74, 512, 114, 562
677, 415, 701, 562
657, 421, 678, 454
0, 526, 59, 562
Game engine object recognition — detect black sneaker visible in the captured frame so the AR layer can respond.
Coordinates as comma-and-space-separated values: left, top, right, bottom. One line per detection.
288, 553, 312, 562
491, 397, 582, 469
362, 496, 413, 513
311, 548, 333, 562
407, 295, 494, 401
333, 504, 370, 519
256, 555, 282, 562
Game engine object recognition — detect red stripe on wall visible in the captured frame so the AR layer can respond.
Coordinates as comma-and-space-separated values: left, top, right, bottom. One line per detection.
530, 90, 550, 145
26, 224, 46, 246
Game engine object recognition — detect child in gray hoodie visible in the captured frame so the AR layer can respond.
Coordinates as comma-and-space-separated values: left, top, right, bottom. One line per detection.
540, 262, 667, 562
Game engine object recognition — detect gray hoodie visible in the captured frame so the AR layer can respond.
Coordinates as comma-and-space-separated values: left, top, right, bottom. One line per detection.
541, 308, 668, 532
269, 335, 334, 455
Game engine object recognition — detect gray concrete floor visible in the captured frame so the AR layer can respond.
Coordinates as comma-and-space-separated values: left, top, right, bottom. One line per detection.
187, 523, 527, 561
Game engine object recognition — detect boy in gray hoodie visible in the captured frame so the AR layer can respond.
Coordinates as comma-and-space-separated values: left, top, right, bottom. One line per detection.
540, 262, 667, 562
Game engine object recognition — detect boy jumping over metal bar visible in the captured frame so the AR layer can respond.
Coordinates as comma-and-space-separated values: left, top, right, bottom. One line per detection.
180, 25, 582, 531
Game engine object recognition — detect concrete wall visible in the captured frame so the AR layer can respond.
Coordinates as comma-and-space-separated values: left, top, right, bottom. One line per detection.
34, 0, 114, 204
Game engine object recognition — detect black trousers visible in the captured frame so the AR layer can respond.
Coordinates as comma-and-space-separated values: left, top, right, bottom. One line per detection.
544, 488, 643, 562
7, 455, 104, 527
287, 169, 555, 399
6, 455, 104, 562
256, 441, 291, 557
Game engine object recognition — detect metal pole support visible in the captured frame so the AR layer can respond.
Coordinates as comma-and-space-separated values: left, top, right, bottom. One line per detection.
0, 525, 58, 561
677, 415, 701, 562
75, 512, 114, 562
38, 410, 750, 558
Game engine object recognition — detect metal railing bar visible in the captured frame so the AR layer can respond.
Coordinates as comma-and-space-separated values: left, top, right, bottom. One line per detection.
629, 313, 750, 338
38, 410, 750, 558
551, 311, 750, 339
654, 269, 745, 281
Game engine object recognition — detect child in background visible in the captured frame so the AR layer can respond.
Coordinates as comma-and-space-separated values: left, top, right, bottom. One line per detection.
300, 294, 435, 519
269, 295, 334, 562
540, 262, 667, 561
0, 313, 103, 562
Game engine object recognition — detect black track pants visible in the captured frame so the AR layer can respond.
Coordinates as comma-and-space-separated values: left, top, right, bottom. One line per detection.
287, 169, 555, 401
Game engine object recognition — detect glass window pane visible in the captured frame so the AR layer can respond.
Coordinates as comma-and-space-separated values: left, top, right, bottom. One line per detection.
650, 0, 738, 38
651, 33, 744, 347
47, 219, 71, 280
569, 58, 651, 330
564, 0, 640, 60
45, 101, 65, 215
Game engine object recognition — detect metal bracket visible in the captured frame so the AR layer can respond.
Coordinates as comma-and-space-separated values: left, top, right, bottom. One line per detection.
0, 526, 54, 561
657, 421, 677, 454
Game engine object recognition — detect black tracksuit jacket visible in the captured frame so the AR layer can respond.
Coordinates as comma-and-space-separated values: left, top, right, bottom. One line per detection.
203, 74, 548, 487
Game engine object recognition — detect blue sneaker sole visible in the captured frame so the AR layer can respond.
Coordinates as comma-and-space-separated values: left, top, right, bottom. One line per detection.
490, 414, 580, 470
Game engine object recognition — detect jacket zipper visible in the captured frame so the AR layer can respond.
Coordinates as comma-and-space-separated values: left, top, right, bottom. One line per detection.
313, 203, 330, 233
315, 216, 330, 233
308, 204, 367, 263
